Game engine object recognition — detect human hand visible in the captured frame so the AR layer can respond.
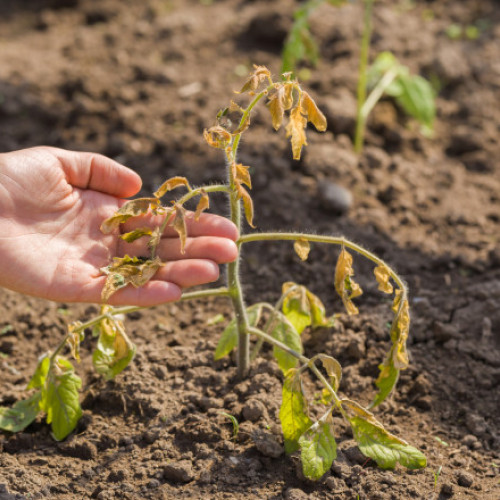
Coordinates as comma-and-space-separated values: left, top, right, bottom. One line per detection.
0, 147, 238, 305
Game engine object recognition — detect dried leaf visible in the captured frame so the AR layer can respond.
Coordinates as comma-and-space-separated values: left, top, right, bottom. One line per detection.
232, 163, 252, 189
374, 264, 393, 294
238, 65, 271, 93
67, 322, 84, 362
283, 83, 294, 110
147, 227, 162, 252
334, 248, 363, 315
100, 198, 159, 234
236, 184, 255, 228
232, 115, 251, 135
101, 255, 164, 302
301, 91, 327, 132
120, 228, 153, 243
154, 177, 191, 199
286, 106, 308, 160
294, 238, 310, 261
268, 86, 285, 131
391, 298, 410, 369
195, 190, 210, 221
173, 205, 188, 253
203, 125, 232, 149
317, 354, 342, 392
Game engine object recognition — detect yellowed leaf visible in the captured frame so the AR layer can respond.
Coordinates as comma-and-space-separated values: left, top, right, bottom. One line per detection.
391, 298, 410, 369
147, 226, 162, 253
238, 65, 271, 93
67, 322, 83, 362
154, 177, 191, 199
374, 264, 394, 294
120, 228, 153, 243
232, 163, 252, 189
236, 184, 255, 228
268, 86, 285, 131
285, 106, 308, 160
203, 125, 232, 149
301, 91, 327, 132
334, 248, 363, 315
100, 198, 159, 234
283, 83, 294, 110
294, 238, 310, 261
173, 205, 187, 253
195, 190, 210, 221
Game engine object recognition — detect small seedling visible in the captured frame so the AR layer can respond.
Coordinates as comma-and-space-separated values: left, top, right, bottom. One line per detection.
433, 465, 442, 489
433, 436, 449, 447
0, 66, 426, 480
220, 412, 240, 439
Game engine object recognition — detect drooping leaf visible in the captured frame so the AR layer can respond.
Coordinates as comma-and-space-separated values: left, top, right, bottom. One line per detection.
66, 322, 84, 362
235, 184, 255, 228
172, 205, 188, 254
100, 198, 160, 234
299, 421, 337, 480
154, 176, 191, 199
214, 304, 264, 360
268, 86, 286, 131
147, 227, 162, 252
286, 106, 308, 160
232, 115, 251, 135
232, 163, 252, 189
390, 297, 410, 369
294, 238, 310, 261
372, 360, 399, 408
334, 248, 363, 315
269, 312, 303, 373
317, 354, 342, 392
42, 359, 82, 441
27, 355, 50, 390
374, 264, 394, 294
120, 228, 153, 243
347, 414, 426, 470
92, 316, 136, 380
280, 369, 313, 453
300, 91, 327, 132
0, 393, 42, 433
194, 190, 210, 221
238, 65, 271, 93
101, 255, 164, 302
203, 125, 232, 149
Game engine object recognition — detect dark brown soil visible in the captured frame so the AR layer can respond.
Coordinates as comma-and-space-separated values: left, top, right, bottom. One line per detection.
1, 0, 499, 499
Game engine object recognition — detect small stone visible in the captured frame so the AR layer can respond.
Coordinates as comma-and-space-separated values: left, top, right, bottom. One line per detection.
253, 431, 283, 458
456, 471, 474, 488
440, 482, 454, 496
163, 460, 194, 483
242, 399, 266, 422
147, 479, 160, 489
284, 487, 309, 500
318, 182, 352, 214
325, 476, 338, 489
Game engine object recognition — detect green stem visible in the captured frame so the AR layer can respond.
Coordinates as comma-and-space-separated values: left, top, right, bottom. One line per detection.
354, 0, 374, 154
359, 67, 398, 123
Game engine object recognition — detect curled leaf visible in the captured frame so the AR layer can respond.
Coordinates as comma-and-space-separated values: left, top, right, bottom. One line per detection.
300, 91, 327, 132
120, 228, 153, 243
203, 125, 232, 149
238, 65, 271, 93
334, 248, 363, 315
100, 198, 159, 234
154, 177, 191, 199
232, 163, 252, 189
317, 354, 342, 392
268, 86, 286, 131
294, 238, 310, 261
147, 227, 162, 253
236, 184, 255, 228
195, 190, 210, 221
173, 205, 188, 253
374, 264, 393, 294
67, 322, 84, 362
232, 115, 251, 135
286, 106, 308, 160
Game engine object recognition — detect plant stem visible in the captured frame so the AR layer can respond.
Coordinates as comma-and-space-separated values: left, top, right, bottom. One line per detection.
354, 0, 374, 154
360, 67, 398, 123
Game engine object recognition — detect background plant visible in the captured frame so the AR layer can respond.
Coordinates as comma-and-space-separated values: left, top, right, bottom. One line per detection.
0, 66, 426, 480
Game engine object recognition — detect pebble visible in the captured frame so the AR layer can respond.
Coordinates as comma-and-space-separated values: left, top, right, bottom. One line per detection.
284, 487, 309, 500
242, 399, 267, 422
440, 482, 454, 496
253, 431, 283, 458
163, 460, 194, 483
318, 181, 353, 214
456, 470, 474, 488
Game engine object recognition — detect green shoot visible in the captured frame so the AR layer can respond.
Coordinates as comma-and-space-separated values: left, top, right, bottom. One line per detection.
220, 412, 240, 439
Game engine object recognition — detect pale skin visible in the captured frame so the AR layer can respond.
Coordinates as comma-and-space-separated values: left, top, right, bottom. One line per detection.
0, 147, 238, 306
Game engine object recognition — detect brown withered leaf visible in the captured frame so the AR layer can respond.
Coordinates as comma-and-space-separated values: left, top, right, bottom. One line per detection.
172, 205, 187, 253
195, 190, 210, 221
120, 228, 153, 243
300, 91, 327, 132
238, 65, 271, 93
268, 86, 285, 131
232, 115, 251, 135
294, 238, 310, 261
67, 322, 84, 362
286, 106, 308, 160
100, 255, 163, 302
334, 248, 363, 315
236, 184, 255, 228
374, 264, 394, 294
390, 298, 410, 369
147, 227, 162, 253
283, 83, 294, 110
203, 125, 232, 149
100, 198, 159, 234
232, 163, 252, 189
154, 177, 191, 199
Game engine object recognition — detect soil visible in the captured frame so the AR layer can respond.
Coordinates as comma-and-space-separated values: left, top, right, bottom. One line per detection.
0, 0, 499, 499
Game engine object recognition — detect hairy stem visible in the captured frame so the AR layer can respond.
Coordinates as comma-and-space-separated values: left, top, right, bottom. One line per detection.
354, 0, 374, 154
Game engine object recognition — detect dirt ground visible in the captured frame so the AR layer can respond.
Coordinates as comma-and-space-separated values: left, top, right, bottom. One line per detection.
0, 0, 499, 499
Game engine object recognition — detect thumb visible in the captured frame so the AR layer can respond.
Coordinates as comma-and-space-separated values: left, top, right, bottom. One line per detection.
53, 148, 142, 198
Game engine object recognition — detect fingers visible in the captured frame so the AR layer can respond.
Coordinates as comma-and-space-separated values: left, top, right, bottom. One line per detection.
118, 236, 238, 263
121, 211, 239, 241
50, 147, 142, 198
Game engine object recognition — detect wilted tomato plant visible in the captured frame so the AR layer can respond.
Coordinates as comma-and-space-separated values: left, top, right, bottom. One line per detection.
0, 66, 426, 480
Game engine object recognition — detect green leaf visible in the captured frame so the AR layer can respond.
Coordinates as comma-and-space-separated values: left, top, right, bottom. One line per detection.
270, 312, 303, 373
27, 355, 50, 390
42, 360, 82, 441
347, 414, 426, 470
214, 304, 264, 360
367, 52, 400, 87
299, 421, 337, 480
0, 392, 42, 433
394, 74, 436, 131
92, 318, 136, 380
280, 369, 313, 453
